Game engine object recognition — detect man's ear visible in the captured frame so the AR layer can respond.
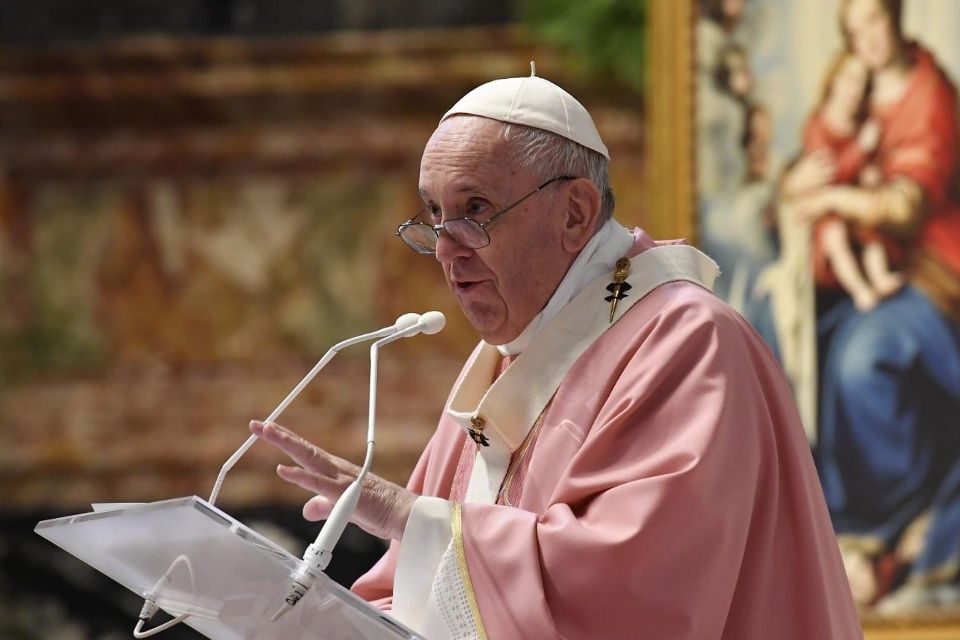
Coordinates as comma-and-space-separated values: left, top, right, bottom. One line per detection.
560, 178, 602, 253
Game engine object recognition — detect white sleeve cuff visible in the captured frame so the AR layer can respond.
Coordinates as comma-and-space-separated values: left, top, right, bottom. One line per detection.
390, 496, 453, 631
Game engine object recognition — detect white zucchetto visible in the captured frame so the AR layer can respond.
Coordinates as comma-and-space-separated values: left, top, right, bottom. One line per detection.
440, 62, 610, 159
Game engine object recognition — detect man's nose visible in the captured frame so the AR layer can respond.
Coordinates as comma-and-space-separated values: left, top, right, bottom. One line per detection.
434, 228, 474, 264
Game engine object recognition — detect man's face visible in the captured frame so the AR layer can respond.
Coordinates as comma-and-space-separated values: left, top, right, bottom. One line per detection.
844, 0, 895, 71
418, 117, 574, 345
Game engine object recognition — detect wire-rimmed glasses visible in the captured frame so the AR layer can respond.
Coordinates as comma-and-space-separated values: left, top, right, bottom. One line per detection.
395, 175, 575, 255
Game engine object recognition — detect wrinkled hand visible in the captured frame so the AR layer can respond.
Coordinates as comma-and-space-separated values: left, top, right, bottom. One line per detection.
250, 420, 415, 541
783, 149, 836, 197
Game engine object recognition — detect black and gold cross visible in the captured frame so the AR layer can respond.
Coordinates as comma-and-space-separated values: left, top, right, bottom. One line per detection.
605, 257, 632, 322
469, 415, 490, 447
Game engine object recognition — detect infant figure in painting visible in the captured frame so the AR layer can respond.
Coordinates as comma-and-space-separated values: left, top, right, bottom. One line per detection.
806, 53, 905, 311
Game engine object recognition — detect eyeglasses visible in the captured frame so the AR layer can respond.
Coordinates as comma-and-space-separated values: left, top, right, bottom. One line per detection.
395, 175, 575, 255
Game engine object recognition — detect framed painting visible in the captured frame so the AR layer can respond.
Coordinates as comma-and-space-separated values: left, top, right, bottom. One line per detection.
647, 0, 960, 634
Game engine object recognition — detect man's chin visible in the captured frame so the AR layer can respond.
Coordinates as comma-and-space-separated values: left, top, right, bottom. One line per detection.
471, 321, 525, 347
459, 303, 515, 345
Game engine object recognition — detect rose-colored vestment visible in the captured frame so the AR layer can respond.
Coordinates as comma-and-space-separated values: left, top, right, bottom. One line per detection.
354, 232, 861, 639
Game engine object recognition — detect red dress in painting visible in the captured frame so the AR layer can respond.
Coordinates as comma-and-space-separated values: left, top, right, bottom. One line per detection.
804, 108, 902, 289
810, 44, 960, 290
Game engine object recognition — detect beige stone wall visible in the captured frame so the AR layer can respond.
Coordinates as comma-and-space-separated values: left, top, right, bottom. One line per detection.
0, 27, 644, 510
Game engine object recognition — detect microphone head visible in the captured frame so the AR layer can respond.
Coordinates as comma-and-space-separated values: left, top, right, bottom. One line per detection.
418, 311, 446, 335
393, 313, 421, 333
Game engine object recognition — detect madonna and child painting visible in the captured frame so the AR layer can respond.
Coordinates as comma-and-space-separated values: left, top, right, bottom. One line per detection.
696, 0, 960, 619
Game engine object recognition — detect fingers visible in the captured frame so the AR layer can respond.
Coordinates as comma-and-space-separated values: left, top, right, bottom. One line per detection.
248, 419, 414, 539
250, 420, 342, 477
303, 495, 333, 522
277, 464, 336, 495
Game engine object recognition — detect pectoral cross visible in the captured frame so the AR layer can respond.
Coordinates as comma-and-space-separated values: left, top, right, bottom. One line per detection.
605, 257, 632, 322
469, 415, 490, 447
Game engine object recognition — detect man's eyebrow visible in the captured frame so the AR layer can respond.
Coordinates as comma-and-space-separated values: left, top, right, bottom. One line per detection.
417, 185, 484, 199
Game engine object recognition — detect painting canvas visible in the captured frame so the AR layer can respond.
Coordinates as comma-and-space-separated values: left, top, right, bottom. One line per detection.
694, 0, 960, 623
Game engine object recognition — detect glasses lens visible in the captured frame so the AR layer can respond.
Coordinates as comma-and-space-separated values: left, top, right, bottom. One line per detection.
399, 223, 438, 254
444, 218, 489, 249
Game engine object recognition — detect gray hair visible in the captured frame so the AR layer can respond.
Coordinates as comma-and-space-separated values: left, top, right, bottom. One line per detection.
499, 123, 615, 227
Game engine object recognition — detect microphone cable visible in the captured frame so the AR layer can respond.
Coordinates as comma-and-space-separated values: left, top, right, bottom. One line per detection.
271, 311, 446, 621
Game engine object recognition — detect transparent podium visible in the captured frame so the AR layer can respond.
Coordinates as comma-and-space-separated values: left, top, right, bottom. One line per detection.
35, 496, 423, 639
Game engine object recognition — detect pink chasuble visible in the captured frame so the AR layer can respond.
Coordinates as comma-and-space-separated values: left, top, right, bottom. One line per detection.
353, 231, 861, 639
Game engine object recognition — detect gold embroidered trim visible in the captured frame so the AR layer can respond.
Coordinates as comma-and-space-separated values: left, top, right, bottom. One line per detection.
497, 410, 547, 507
452, 502, 488, 640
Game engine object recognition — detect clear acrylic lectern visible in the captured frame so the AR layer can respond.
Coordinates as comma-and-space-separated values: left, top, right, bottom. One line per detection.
35, 496, 422, 640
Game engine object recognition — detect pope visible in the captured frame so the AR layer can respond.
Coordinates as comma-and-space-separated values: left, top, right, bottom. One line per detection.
250, 67, 862, 639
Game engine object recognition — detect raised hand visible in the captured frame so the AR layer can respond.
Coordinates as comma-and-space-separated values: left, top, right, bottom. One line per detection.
250, 420, 416, 541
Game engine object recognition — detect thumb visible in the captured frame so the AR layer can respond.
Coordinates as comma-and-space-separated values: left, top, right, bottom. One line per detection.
303, 495, 334, 522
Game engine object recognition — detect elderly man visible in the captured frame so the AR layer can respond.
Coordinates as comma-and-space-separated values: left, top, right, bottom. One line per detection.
250, 70, 861, 638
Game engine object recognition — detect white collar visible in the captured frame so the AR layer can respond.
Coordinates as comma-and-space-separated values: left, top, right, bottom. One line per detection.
495, 218, 635, 356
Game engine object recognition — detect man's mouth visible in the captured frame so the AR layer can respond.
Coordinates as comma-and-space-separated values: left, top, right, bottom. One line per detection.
455, 280, 478, 292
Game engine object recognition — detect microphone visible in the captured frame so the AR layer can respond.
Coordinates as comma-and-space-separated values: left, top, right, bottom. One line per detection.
272, 312, 446, 621
132, 315, 428, 637
207, 313, 422, 506
392, 310, 446, 340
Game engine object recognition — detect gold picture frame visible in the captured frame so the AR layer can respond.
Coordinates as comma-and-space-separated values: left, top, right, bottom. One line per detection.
645, 0, 696, 244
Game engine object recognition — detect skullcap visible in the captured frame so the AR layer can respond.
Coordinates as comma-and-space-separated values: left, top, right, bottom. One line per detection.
440, 62, 610, 159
